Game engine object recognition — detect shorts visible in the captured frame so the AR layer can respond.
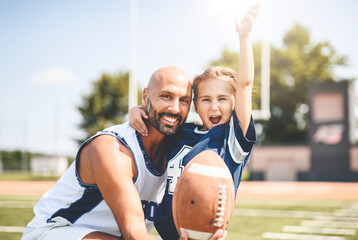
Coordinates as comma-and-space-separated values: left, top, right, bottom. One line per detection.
21, 216, 96, 240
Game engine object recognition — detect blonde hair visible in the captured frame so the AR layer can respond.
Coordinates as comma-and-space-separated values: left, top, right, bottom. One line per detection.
192, 66, 238, 102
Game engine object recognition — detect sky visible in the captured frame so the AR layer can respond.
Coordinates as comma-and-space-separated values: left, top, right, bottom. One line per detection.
0, 0, 357, 157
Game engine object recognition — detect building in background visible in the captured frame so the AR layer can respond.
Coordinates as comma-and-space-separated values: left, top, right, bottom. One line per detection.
250, 81, 358, 182
31, 156, 68, 176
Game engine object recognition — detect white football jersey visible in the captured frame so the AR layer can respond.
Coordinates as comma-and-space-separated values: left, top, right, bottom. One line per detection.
26, 122, 167, 237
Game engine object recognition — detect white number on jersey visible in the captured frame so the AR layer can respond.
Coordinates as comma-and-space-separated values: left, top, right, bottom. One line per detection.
167, 145, 192, 194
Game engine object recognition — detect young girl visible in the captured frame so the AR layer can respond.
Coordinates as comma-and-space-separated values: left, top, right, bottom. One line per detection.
130, 4, 260, 240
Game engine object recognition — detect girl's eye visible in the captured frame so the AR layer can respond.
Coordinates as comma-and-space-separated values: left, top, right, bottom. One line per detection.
202, 98, 210, 102
219, 98, 227, 101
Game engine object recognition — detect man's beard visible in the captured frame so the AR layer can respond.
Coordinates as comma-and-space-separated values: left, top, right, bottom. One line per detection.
146, 99, 183, 136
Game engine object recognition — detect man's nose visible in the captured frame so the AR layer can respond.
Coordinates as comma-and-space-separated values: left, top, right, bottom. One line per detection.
168, 99, 180, 113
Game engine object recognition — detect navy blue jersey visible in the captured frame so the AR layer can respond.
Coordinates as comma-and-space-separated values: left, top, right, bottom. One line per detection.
154, 112, 257, 240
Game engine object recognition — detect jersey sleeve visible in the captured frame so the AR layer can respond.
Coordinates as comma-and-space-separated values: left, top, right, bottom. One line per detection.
228, 111, 257, 164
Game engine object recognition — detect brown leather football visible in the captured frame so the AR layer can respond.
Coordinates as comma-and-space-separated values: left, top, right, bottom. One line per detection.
172, 150, 235, 240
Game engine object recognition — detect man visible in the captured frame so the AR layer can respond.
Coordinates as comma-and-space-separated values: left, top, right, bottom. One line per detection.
21, 66, 192, 240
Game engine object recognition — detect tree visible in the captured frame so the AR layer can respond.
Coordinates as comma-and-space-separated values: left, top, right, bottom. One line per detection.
210, 24, 348, 144
77, 72, 142, 143
0, 150, 26, 170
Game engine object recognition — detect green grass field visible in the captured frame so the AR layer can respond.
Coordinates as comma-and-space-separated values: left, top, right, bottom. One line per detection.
3, 195, 357, 240
0, 172, 59, 181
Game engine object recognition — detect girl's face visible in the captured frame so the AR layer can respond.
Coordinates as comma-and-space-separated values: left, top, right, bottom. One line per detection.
194, 78, 235, 130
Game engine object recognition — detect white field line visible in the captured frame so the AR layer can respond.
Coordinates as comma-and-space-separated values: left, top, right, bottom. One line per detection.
233, 209, 332, 218
0, 226, 26, 233
313, 216, 358, 222
262, 232, 345, 240
341, 208, 358, 212
0, 225, 163, 240
301, 220, 358, 229
334, 210, 358, 217
346, 206, 358, 210
334, 213, 358, 217
282, 225, 356, 235
0, 201, 36, 208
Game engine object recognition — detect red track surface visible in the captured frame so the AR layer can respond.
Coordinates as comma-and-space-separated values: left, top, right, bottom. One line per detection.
0, 181, 358, 200
0, 181, 56, 195
238, 181, 358, 200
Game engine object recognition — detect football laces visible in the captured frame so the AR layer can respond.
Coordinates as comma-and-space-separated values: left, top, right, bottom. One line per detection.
213, 185, 227, 227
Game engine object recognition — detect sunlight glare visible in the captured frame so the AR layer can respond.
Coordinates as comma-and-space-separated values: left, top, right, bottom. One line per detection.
206, 0, 259, 20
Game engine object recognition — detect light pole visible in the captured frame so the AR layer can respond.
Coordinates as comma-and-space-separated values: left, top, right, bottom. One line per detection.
128, 0, 139, 112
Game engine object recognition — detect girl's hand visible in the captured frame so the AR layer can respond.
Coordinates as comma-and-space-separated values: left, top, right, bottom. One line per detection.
235, 3, 261, 38
129, 106, 149, 136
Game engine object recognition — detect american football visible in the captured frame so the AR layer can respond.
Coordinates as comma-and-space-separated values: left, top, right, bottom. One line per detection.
172, 150, 235, 240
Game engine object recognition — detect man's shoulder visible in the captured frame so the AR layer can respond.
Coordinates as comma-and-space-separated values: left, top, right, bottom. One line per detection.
85, 122, 137, 158
102, 122, 133, 135
96, 122, 138, 144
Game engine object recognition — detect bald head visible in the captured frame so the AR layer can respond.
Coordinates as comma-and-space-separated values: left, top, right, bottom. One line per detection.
147, 66, 191, 92
142, 66, 192, 136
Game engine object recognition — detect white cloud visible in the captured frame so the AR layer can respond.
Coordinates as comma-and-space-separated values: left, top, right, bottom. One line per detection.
31, 66, 77, 86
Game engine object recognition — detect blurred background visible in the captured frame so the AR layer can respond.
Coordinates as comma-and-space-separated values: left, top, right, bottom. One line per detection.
1, 0, 357, 180
1, 1, 358, 239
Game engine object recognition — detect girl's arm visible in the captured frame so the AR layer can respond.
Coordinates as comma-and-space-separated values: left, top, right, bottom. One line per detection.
234, 3, 260, 136
129, 106, 149, 136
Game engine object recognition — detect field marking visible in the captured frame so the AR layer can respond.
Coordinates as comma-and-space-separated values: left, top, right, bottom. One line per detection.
334, 212, 358, 217
0, 225, 163, 240
234, 209, 332, 218
334, 210, 358, 217
341, 207, 358, 212
301, 220, 358, 229
262, 232, 345, 240
313, 216, 358, 222
0, 226, 26, 233
282, 225, 356, 235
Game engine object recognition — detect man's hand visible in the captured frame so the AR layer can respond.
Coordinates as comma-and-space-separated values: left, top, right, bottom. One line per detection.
179, 229, 227, 240
235, 3, 261, 38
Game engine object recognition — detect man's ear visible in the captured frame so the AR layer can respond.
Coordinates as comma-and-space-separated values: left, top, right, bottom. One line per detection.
142, 88, 148, 107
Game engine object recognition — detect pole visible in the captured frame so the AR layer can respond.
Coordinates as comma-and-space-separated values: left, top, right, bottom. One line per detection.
260, 0, 271, 120
21, 117, 28, 172
129, 0, 139, 112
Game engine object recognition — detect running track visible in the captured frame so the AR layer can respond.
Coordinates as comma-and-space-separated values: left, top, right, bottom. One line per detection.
1, 181, 358, 200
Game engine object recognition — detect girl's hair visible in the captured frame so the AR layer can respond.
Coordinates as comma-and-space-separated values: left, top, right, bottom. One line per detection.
192, 66, 238, 102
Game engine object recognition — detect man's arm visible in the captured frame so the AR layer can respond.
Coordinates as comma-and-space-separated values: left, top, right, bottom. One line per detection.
79, 135, 155, 240
234, 3, 260, 135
